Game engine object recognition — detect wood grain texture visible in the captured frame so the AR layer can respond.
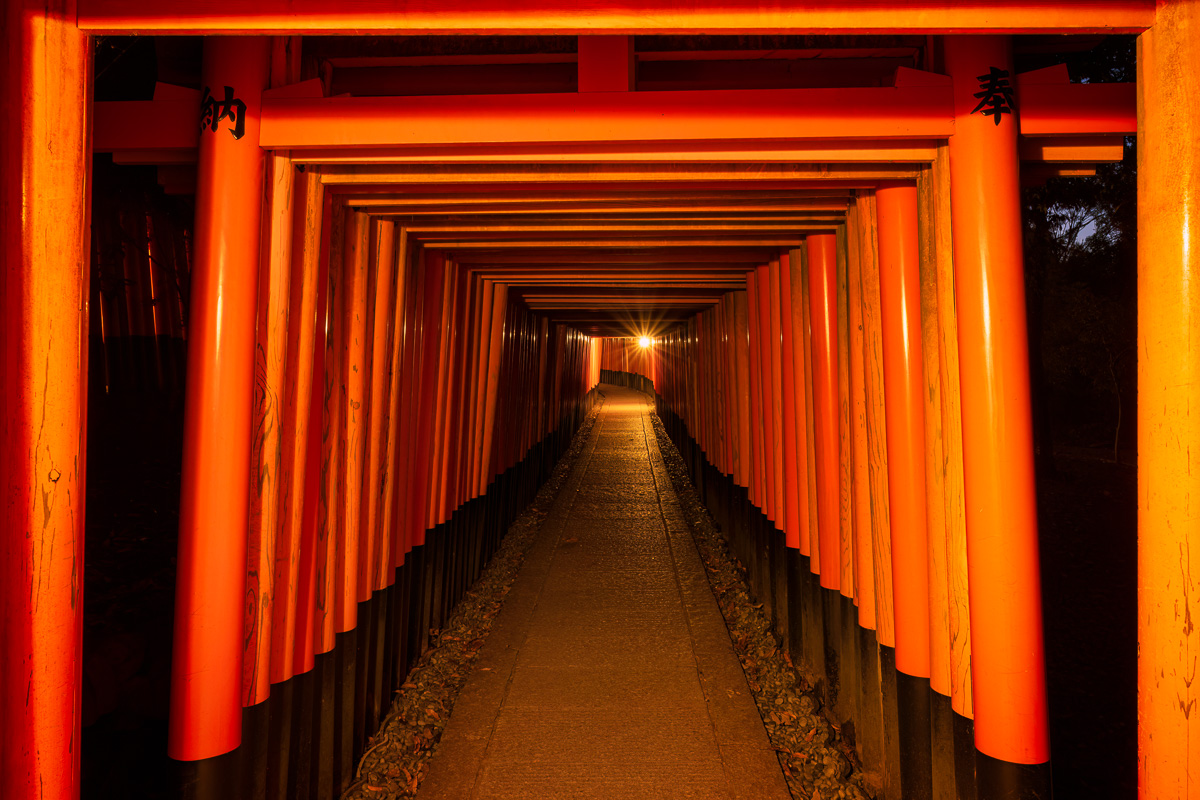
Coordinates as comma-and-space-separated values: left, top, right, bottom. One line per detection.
769, 261, 787, 528
361, 221, 397, 595
334, 211, 372, 631
798, 247, 821, 571
273, 165, 324, 683
244, 150, 294, 705
918, 163, 951, 699
732, 291, 752, 491
778, 256, 802, 549
376, 228, 408, 580
933, 143, 972, 718
315, 201, 346, 653
846, 203, 877, 630
480, 283, 510, 492
855, 191, 895, 648
836, 225, 856, 598
747, 270, 765, 513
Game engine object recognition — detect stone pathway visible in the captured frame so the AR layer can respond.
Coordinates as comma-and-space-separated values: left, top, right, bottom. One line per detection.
418, 386, 791, 800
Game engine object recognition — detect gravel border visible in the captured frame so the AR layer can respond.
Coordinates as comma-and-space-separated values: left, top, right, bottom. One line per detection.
647, 410, 874, 800
342, 399, 605, 799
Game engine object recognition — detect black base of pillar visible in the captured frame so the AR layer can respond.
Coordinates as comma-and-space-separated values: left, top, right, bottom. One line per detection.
802, 566, 827, 697
820, 586, 843, 716
930, 688, 956, 800
169, 747, 239, 800
976, 750, 1052, 800
236, 699, 270, 798
771, 526, 789, 649
266, 676, 294, 800
334, 627, 357, 793
896, 671, 933, 800
855, 625, 884, 787
786, 548, 804, 669
878, 644, 904, 800
838, 592, 861, 747
954, 711, 978, 800
286, 666, 315, 800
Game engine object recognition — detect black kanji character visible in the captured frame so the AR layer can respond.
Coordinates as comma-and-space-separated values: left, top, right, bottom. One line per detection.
971, 67, 1016, 126
200, 85, 248, 140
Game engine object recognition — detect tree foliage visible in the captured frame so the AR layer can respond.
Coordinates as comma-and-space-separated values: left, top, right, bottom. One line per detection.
1018, 35, 1137, 464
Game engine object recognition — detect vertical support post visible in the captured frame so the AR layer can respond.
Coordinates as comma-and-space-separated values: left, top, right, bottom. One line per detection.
1137, 4, 1200, 797
780, 256, 802, 551
857, 189, 902, 800
0, 3, 91, 799
799, 247, 821, 570
733, 291, 752, 493
337, 211, 371, 633
747, 270, 766, 520
168, 36, 269, 768
846, 203, 877, 631
834, 226, 862, 738
835, 230, 856, 598
276, 165, 324, 685
877, 181, 933, 799
363, 220, 397, 594
789, 250, 817, 561
846, 199, 885, 788
481, 282, 509, 492
316, 201, 346, 657
919, 149, 974, 800
944, 35, 1052, 796
767, 261, 786, 530
808, 234, 841, 592
244, 149, 295, 709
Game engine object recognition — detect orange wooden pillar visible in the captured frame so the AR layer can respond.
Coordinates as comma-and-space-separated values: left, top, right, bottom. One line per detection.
808, 234, 841, 594
337, 210, 371, 634
779, 256, 801, 552
362, 221, 398, 596
0, 4, 91, 799
243, 149, 295, 710
918, 145, 976, 798
168, 36, 269, 771
854, 190, 903, 800
876, 181, 933, 798
845, 200, 887, 788
732, 290, 754, 570
1137, 4, 1200, 797
944, 35, 1051, 796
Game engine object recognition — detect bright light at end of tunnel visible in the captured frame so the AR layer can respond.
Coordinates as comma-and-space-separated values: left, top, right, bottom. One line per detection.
639, 336, 652, 348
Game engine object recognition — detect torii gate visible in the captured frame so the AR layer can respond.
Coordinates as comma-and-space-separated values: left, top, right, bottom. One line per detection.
0, 2, 1194, 799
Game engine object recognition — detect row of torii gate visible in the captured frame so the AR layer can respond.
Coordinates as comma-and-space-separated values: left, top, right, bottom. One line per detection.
1, 2, 1196, 799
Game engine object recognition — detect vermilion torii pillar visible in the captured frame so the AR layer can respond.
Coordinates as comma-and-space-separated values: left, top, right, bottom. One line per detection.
0, 3, 91, 800
944, 35, 1052, 797
1137, 3, 1200, 797
876, 181, 934, 799
807, 233, 841, 594
168, 36, 270, 777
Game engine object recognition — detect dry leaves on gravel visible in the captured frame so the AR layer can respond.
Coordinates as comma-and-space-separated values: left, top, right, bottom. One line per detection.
649, 412, 874, 800
342, 402, 603, 799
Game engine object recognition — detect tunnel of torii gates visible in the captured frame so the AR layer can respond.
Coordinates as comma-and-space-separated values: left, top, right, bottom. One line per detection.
3, 1, 1200, 799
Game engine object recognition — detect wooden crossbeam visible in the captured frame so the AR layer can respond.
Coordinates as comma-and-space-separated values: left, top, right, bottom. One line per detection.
259, 87, 952, 148
318, 164, 921, 186
77, 0, 1155, 35
287, 140, 941, 164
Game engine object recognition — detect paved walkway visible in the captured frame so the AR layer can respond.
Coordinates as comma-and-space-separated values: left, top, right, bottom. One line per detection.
418, 386, 790, 800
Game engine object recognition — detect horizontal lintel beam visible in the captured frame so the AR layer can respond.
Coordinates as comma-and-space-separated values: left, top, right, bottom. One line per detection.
77, 0, 1155, 35
260, 87, 953, 148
